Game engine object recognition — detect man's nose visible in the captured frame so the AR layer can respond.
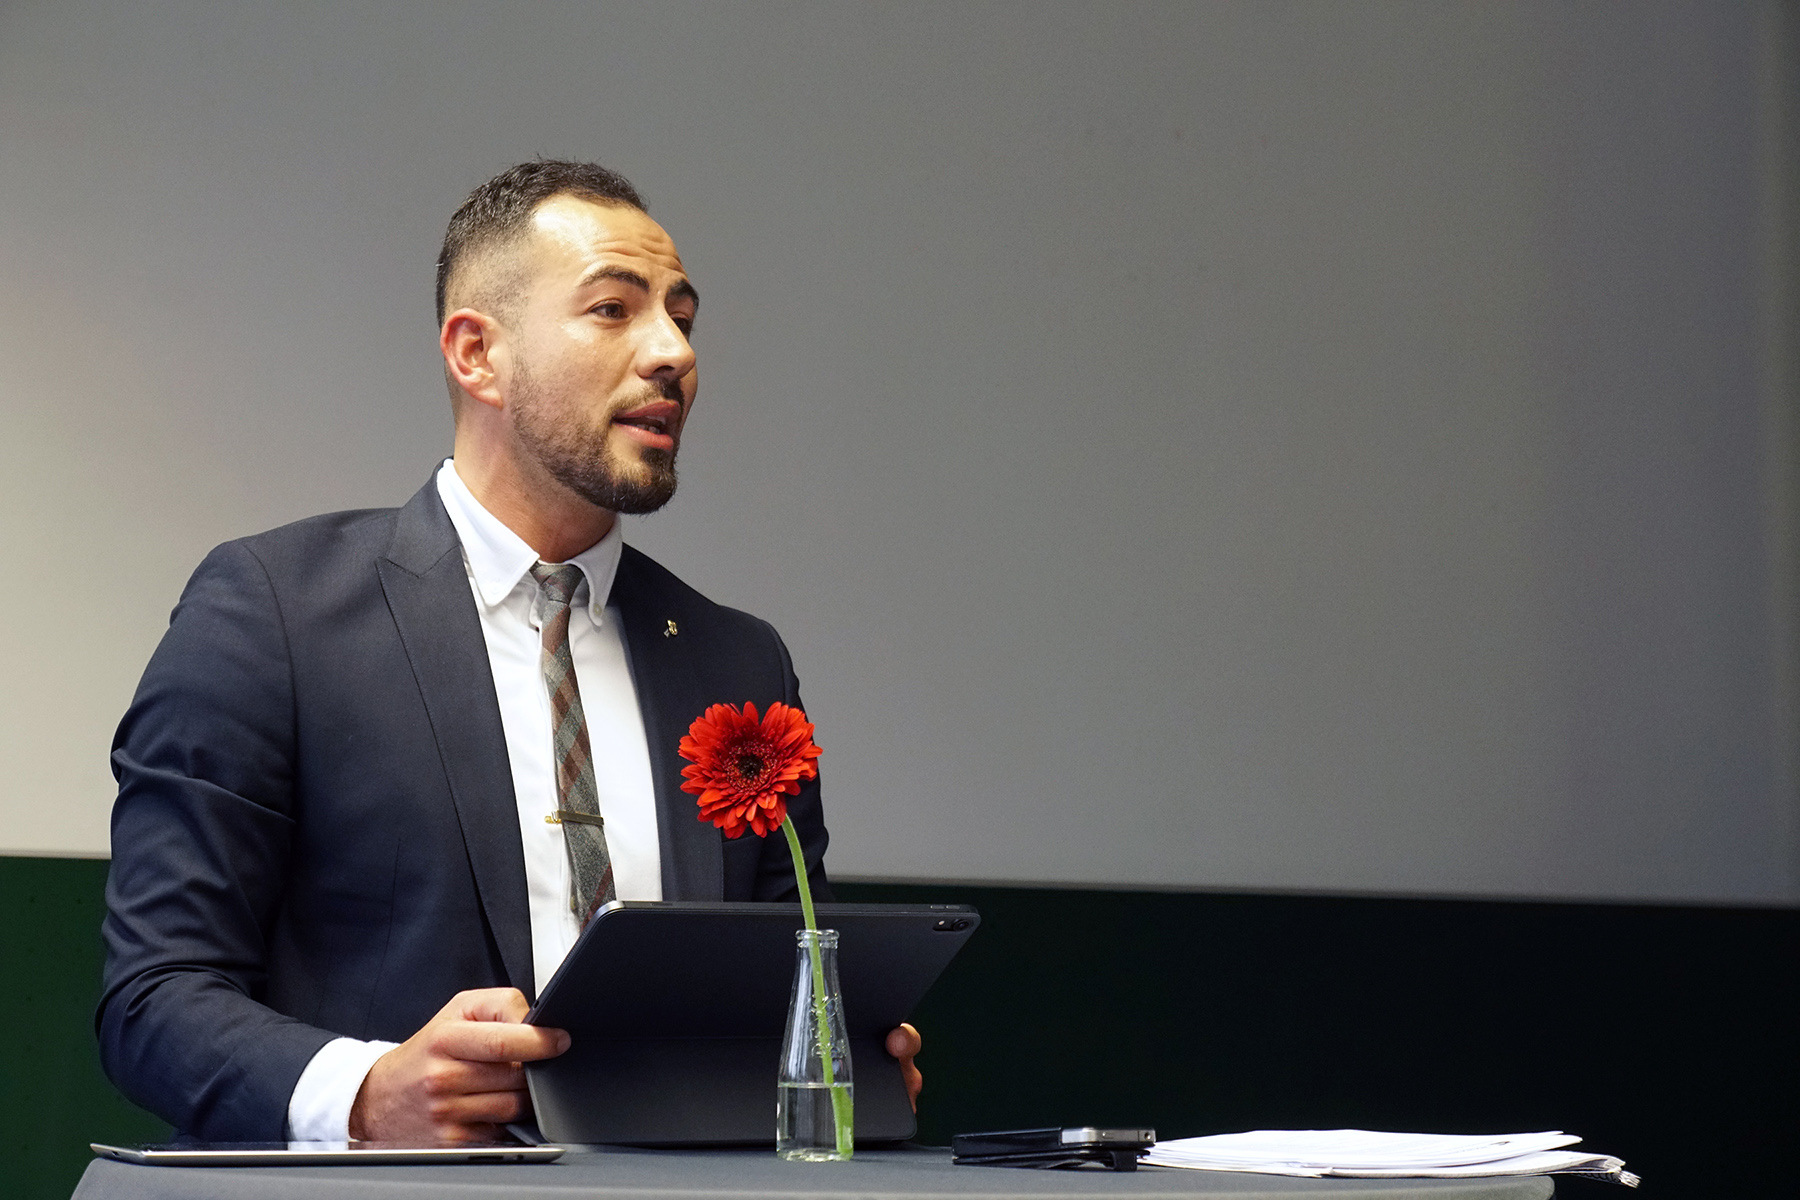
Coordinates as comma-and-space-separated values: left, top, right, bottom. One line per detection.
637, 311, 696, 381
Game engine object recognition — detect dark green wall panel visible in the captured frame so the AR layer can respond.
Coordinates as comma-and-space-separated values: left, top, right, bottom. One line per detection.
834, 882, 1798, 1199
0, 857, 166, 1200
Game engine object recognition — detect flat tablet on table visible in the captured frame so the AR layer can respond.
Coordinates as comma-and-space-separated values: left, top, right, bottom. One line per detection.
90, 1142, 565, 1167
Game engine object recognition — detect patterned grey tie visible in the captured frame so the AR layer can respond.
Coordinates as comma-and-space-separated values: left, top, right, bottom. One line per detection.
530, 562, 616, 924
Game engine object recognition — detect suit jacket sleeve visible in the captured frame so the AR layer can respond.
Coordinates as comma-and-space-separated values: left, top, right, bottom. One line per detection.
98, 540, 337, 1140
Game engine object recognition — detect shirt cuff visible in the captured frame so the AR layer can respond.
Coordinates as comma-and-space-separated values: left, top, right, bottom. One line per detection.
285, 1036, 400, 1143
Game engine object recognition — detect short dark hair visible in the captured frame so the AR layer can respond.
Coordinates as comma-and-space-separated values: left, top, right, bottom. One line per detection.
436, 159, 647, 326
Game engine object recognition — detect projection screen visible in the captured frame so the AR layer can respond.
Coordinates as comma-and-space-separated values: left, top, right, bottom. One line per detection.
1, 0, 1794, 905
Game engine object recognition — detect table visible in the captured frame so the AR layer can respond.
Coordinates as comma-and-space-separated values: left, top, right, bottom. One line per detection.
71, 1145, 1557, 1200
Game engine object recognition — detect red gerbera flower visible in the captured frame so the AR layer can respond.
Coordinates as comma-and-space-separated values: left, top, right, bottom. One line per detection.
678, 701, 822, 839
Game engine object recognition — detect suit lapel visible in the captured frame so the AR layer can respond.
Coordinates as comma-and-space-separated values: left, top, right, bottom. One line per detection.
378, 481, 536, 997
611, 547, 724, 901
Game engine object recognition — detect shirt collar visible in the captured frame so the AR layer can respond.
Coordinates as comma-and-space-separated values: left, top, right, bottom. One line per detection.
434, 458, 625, 620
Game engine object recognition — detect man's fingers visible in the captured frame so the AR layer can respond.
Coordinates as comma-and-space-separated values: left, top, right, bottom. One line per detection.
444, 986, 533, 1024
431, 1088, 530, 1129
420, 1057, 526, 1098
435, 988, 570, 1064
434, 1018, 570, 1063
885, 1022, 922, 1060
886, 1022, 923, 1112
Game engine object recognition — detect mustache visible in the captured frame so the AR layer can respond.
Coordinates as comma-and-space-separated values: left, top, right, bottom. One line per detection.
653, 375, 685, 402
610, 377, 688, 414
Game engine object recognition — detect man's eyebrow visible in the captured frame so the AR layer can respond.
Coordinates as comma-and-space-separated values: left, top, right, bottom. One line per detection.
577, 264, 650, 292
577, 265, 699, 311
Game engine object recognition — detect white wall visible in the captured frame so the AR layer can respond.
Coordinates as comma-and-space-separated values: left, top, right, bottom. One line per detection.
2, 0, 1794, 904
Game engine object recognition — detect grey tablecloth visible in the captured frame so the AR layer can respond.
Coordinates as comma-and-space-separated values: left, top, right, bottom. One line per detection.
72, 1145, 1558, 1200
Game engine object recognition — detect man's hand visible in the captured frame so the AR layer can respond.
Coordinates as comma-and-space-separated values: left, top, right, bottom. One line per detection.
886, 1022, 923, 1111
348, 987, 570, 1143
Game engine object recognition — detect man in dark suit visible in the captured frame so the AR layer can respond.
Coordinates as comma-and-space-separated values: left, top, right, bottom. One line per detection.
99, 161, 919, 1143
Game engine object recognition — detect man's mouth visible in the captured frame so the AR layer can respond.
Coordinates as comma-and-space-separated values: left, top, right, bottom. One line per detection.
612, 399, 682, 450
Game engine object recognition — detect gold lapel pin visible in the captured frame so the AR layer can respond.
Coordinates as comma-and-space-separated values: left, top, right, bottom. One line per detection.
664, 619, 679, 638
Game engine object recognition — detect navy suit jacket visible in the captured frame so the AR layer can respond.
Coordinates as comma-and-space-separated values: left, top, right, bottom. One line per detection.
98, 478, 831, 1140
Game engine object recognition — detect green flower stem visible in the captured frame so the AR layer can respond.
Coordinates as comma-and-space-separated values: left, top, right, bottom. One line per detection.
782, 817, 853, 1158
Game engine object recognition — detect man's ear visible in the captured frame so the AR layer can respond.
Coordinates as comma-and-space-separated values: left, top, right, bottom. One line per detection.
441, 308, 507, 411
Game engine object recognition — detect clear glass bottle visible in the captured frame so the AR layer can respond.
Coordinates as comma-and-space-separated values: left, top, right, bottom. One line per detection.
776, 928, 854, 1160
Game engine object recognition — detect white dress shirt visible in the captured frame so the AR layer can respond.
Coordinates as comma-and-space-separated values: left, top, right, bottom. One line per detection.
284, 459, 662, 1141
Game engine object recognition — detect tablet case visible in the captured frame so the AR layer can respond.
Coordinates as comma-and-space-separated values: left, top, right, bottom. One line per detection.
524, 901, 979, 1146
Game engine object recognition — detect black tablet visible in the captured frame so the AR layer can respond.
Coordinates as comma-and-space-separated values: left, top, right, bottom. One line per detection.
90, 1142, 565, 1166
524, 901, 979, 1145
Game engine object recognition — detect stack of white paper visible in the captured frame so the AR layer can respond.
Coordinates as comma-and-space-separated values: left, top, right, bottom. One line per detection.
1145, 1129, 1638, 1187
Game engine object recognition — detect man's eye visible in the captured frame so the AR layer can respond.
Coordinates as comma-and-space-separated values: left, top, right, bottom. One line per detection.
674, 317, 695, 337
592, 301, 626, 319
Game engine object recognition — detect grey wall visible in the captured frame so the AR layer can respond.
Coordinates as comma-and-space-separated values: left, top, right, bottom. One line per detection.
2, 0, 1793, 903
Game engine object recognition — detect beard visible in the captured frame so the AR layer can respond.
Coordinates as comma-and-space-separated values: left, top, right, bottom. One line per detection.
510, 362, 682, 515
